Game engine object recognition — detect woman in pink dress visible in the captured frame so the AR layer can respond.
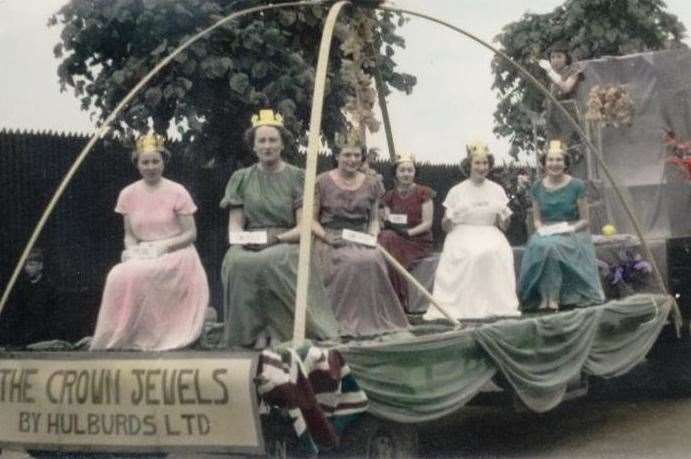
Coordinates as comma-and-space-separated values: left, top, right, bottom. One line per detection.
90, 133, 209, 351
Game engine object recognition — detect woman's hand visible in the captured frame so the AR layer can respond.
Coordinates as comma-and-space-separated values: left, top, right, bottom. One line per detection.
325, 232, 346, 248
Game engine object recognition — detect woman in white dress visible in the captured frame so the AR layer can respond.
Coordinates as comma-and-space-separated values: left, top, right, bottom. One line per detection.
426, 142, 520, 320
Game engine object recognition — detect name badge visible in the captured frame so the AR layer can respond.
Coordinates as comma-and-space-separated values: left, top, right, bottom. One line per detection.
342, 229, 377, 247
388, 213, 408, 225
538, 222, 574, 236
229, 231, 268, 245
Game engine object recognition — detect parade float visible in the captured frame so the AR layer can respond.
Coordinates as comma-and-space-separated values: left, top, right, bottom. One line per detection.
0, 1, 685, 458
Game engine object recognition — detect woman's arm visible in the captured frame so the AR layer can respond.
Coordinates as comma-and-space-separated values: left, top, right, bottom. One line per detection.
496, 209, 511, 232
123, 216, 138, 249
572, 197, 590, 232
227, 208, 245, 244
532, 201, 544, 231
153, 214, 197, 253
441, 208, 454, 233
407, 200, 434, 237
276, 208, 303, 243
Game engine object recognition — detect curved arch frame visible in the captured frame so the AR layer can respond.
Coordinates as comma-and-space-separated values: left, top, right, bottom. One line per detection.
2, 1, 676, 339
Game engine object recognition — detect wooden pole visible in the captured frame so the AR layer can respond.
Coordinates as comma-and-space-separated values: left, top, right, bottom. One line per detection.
0, 1, 325, 317
377, 244, 460, 326
374, 65, 397, 161
292, 1, 350, 345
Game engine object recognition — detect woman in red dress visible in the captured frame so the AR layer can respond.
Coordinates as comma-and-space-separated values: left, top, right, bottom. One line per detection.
377, 153, 435, 313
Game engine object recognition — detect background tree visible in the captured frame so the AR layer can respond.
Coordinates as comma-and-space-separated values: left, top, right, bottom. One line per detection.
49, 0, 416, 168
491, 0, 686, 158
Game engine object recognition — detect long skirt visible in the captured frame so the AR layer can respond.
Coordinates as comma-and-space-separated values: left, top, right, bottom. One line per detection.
222, 242, 340, 347
427, 225, 520, 320
377, 229, 433, 312
518, 231, 605, 311
316, 239, 409, 337
91, 246, 209, 351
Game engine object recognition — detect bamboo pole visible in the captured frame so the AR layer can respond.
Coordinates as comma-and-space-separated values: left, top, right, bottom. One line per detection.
374, 65, 397, 161
0, 1, 325, 317
292, 1, 350, 345
378, 4, 677, 328
377, 244, 460, 326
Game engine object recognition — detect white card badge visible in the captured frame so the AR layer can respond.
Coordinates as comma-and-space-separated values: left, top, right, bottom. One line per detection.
538, 222, 574, 236
341, 229, 377, 247
388, 213, 408, 225
229, 231, 268, 245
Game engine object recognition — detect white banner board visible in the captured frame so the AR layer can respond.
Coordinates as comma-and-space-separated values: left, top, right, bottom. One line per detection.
0, 351, 263, 455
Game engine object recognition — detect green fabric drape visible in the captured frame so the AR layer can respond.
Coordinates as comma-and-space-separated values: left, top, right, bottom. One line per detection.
341, 294, 671, 421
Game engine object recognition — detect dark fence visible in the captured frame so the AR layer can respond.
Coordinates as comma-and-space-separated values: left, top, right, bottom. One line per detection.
0, 129, 530, 333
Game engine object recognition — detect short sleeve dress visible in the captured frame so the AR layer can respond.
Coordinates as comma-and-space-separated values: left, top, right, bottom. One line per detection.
90, 178, 209, 351
377, 185, 435, 311
315, 171, 409, 337
426, 179, 520, 320
518, 178, 605, 310
220, 163, 340, 347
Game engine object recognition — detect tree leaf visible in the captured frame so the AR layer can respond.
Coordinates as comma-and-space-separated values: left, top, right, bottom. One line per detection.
229, 72, 250, 94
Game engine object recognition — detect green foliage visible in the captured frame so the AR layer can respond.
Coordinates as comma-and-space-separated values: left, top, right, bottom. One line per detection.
49, 0, 416, 167
491, 0, 686, 158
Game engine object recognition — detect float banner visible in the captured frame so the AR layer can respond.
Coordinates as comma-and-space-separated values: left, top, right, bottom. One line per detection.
0, 351, 263, 455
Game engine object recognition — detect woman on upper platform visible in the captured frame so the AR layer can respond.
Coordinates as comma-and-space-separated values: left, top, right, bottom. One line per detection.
313, 130, 409, 336
91, 133, 209, 351
426, 141, 520, 320
378, 152, 435, 313
518, 140, 605, 312
220, 109, 339, 348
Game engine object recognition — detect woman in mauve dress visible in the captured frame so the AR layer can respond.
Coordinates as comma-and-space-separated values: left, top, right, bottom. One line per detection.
90, 133, 209, 351
313, 135, 409, 337
377, 153, 435, 313
220, 109, 339, 348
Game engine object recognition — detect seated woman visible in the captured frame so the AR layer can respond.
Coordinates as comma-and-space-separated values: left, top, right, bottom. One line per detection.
518, 140, 605, 311
91, 133, 209, 351
426, 142, 520, 320
221, 109, 339, 348
313, 132, 409, 336
378, 152, 435, 313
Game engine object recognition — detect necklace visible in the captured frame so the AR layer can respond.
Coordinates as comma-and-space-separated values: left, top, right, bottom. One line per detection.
337, 171, 359, 187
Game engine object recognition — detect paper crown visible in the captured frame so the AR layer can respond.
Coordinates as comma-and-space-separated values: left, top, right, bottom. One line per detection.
334, 125, 365, 149
135, 133, 166, 154
251, 109, 284, 128
466, 140, 490, 159
395, 152, 416, 164
547, 139, 567, 154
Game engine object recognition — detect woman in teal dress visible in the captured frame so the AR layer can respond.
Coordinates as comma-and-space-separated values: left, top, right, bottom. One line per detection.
220, 109, 340, 347
518, 140, 605, 311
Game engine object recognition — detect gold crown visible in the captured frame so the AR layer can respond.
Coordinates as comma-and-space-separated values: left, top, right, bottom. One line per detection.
466, 140, 490, 159
251, 109, 284, 128
395, 152, 416, 164
334, 126, 365, 149
548, 139, 567, 154
135, 133, 166, 154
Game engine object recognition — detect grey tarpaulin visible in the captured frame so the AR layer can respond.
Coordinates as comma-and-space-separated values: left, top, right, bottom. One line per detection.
573, 49, 691, 240
340, 294, 671, 421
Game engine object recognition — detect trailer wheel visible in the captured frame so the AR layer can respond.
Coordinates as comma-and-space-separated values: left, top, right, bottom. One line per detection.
339, 414, 418, 459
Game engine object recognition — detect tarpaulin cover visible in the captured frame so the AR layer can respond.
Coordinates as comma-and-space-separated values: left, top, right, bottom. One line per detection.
573, 49, 691, 240
340, 294, 671, 422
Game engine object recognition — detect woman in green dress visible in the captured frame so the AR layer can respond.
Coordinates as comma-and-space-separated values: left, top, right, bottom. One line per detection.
220, 109, 339, 347
518, 140, 605, 311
